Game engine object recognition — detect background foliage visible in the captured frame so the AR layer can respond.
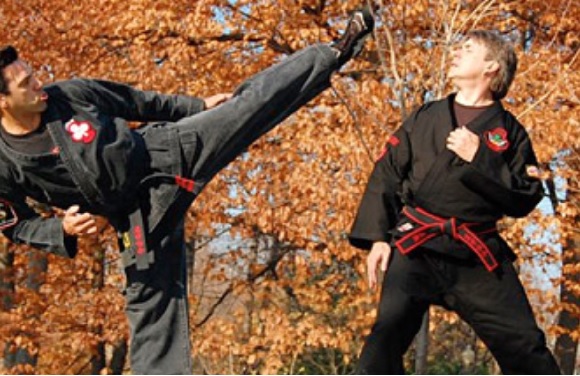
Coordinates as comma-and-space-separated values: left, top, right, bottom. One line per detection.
0, 0, 578, 374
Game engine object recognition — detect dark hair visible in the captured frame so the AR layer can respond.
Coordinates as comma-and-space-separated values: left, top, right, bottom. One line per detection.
466, 30, 517, 100
0, 46, 19, 94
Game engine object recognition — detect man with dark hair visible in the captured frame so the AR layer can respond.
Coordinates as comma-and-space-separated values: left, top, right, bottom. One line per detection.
349, 30, 561, 374
0, 8, 374, 374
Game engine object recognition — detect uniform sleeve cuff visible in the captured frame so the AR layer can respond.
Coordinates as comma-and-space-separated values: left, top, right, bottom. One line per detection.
49, 219, 78, 258
349, 232, 392, 250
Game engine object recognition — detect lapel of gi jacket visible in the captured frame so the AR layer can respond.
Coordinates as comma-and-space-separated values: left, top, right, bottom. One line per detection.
420, 94, 461, 183
428, 94, 457, 156
410, 96, 456, 206
46, 119, 102, 208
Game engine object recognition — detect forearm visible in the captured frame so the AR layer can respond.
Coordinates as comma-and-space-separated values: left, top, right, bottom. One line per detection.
5, 216, 78, 258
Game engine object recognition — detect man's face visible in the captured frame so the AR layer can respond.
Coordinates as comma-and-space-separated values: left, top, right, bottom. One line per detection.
448, 38, 496, 83
0, 60, 47, 116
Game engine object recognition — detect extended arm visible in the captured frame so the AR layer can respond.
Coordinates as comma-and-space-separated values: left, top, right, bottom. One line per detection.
57, 79, 231, 122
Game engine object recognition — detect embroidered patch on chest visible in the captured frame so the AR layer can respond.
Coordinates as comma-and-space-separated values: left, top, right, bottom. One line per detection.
0, 199, 18, 230
484, 127, 509, 152
65, 119, 96, 143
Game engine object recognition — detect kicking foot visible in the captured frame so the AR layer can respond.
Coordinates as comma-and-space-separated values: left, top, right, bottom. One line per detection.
332, 6, 375, 66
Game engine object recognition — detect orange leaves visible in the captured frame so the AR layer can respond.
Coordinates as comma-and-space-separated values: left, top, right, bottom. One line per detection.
0, 0, 578, 373
557, 202, 580, 219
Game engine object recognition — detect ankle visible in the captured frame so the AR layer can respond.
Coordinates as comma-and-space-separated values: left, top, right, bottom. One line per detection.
333, 7, 374, 66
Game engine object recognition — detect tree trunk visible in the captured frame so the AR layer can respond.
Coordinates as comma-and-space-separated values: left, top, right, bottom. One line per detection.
4, 250, 48, 371
554, 231, 579, 374
547, 165, 579, 374
414, 311, 429, 374
0, 243, 15, 369
90, 240, 106, 375
186, 238, 196, 294
91, 342, 106, 375
0, 242, 14, 310
109, 340, 128, 374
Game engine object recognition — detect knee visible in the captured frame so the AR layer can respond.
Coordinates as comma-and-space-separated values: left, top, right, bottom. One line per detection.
368, 305, 424, 346
373, 296, 425, 332
372, 313, 404, 335
123, 272, 185, 308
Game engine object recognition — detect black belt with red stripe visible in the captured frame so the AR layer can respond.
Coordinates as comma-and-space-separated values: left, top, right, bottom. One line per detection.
394, 206, 499, 272
122, 173, 196, 271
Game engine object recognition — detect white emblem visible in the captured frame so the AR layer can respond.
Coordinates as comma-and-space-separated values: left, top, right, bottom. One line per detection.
65, 119, 96, 143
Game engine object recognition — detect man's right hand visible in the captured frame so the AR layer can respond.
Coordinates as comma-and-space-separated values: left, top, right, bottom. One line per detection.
62, 205, 97, 237
367, 241, 392, 290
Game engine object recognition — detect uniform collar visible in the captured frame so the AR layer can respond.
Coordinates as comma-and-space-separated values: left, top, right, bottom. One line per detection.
447, 93, 505, 133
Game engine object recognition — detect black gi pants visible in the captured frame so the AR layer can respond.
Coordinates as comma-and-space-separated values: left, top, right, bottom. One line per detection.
356, 249, 561, 375
122, 44, 338, 374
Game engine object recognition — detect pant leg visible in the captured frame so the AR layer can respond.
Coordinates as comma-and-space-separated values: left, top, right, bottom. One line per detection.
127, 43, 338, 374
448, 260, 561, 375
140, 44, 338, 235
123, 220, 193, 375
357, 251, 433, 374
175, 43, 338, 188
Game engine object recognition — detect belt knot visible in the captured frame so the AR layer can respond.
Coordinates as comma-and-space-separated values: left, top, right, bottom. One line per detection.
394, 206, 499, 272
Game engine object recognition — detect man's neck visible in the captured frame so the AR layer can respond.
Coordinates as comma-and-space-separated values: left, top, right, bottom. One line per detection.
454, 87, 495, 108
0, 112, 42, 135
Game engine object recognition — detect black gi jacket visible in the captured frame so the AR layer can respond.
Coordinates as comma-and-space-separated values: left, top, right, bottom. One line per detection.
0, 79, 205, 258
349, 94, 544, 259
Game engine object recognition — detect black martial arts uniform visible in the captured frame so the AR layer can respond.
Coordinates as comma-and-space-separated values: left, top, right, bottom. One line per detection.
349, 94, 561, 374
0, 44, 339, 374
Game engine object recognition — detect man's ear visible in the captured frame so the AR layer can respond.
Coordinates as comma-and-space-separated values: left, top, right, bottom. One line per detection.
0, 94, 6, 110
484, 60, 500, 76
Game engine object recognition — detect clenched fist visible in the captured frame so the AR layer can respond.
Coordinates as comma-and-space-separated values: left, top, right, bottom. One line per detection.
446, 126, 480, 162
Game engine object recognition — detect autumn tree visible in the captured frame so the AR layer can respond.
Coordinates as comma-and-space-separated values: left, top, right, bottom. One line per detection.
0, 0, 577, 374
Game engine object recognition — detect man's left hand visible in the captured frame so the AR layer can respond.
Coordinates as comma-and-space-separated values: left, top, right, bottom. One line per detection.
203, 93, 233, 110
446, 126, 480, 162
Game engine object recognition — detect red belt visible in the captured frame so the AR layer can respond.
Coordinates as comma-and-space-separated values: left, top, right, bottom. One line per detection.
394, 207, 499, 272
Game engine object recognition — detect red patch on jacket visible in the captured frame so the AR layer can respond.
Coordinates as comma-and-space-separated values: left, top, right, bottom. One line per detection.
65, 119, 96, 144
376, 135, 400, 161
484, 127, 509, 152
0, 199, 18, 230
